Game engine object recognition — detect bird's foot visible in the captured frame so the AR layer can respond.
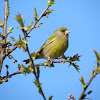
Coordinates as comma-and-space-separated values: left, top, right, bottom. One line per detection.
59, 58, 65, 63
48, 59, 53, 64
47, 57, 54, 64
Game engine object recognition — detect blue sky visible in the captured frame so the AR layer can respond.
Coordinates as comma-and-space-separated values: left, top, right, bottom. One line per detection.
0, 0, 100, 100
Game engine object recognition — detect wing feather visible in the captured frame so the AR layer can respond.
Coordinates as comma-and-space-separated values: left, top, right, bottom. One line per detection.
37, 35, 56, 53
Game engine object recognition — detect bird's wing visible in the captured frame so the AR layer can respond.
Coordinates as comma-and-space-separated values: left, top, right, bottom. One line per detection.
37, 34, 56, 53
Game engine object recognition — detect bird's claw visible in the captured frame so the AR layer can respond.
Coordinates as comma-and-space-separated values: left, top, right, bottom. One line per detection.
59, 58, 65, 63
47, 59, 53, 64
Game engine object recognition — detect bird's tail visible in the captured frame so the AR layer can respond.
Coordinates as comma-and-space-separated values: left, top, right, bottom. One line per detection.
23, 53, 43, 64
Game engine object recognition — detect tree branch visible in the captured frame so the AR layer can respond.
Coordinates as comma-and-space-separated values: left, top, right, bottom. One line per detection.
0, 0, 8, 73
23, 5, 50, 38
78, 62, 99, 100
2, 5, 50, 64
0, 59, 69, 80
21, 28, 46, 100
78, 71, 97, 100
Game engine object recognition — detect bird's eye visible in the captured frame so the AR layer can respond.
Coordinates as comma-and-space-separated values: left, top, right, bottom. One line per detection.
61, 30, 65, 32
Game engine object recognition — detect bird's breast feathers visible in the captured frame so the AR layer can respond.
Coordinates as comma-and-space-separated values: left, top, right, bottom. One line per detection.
41, 36, 68, 59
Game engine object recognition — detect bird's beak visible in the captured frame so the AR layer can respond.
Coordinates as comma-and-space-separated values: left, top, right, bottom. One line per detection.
65, 30, 70, 35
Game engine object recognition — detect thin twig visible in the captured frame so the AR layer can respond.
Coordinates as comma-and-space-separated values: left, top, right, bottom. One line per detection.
35, 60, 64, 66
22, 5, 49, 39
0, 70, 22, 80
78, 71, 97, 100
22, 28, 46, 100
0, 0, 8, 73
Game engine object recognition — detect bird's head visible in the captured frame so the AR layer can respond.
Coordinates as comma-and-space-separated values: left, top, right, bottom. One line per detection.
54, 27, 70, 37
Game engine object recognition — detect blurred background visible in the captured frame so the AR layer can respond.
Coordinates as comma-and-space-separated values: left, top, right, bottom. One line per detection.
0, 0, 100, 100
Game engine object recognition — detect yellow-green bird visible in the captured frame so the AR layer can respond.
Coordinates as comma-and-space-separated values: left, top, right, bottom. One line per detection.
24, 27, 70, 63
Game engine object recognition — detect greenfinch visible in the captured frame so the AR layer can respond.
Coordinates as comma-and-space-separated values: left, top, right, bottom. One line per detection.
24, 27, 70, 63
